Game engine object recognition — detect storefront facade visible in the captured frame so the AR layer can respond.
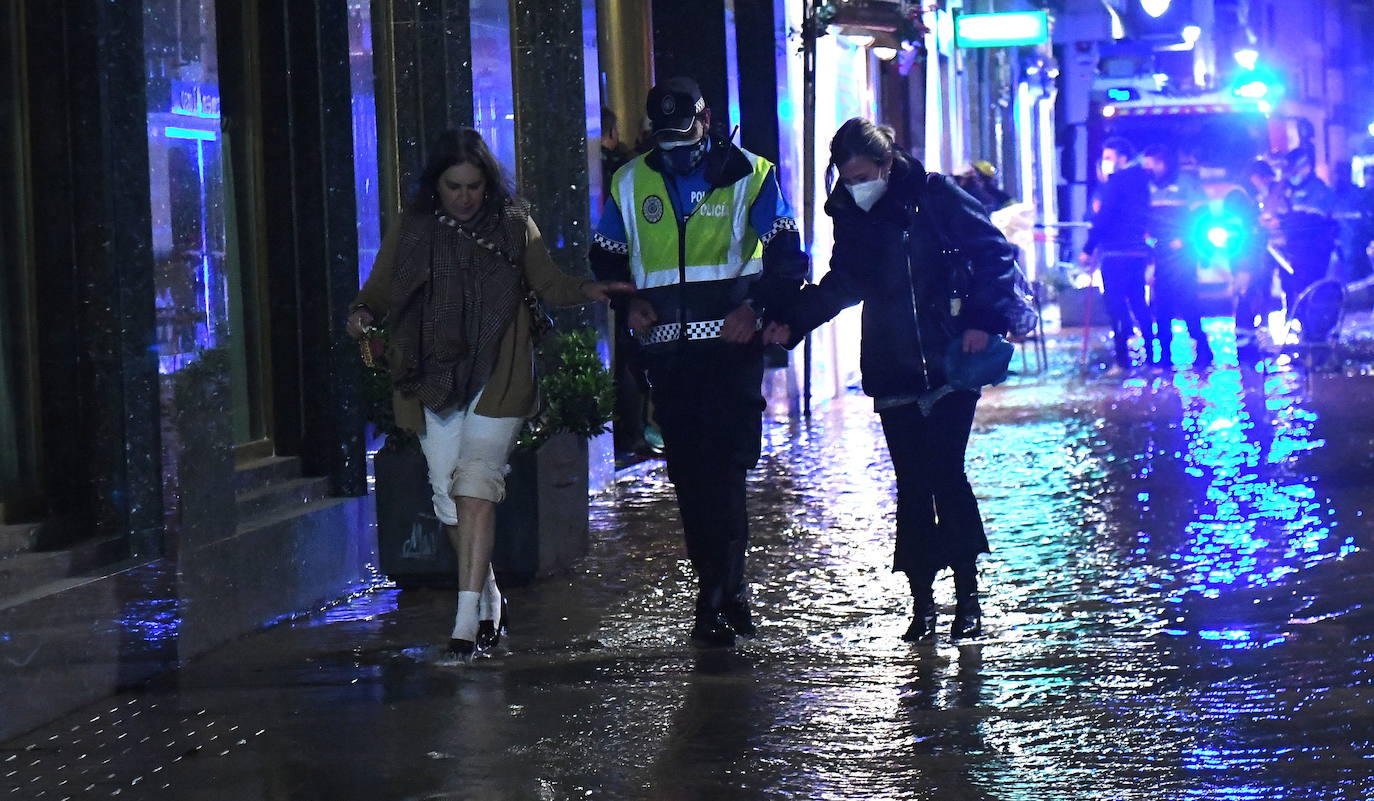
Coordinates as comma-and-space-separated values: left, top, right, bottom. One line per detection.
0, 0, 606, 741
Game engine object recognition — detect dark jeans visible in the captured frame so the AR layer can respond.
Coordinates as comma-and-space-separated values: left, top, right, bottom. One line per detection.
1099, 250, 1153, 367
646, 342, 765, 613
1152, 247, 1210, 361
879, 391, 988, 577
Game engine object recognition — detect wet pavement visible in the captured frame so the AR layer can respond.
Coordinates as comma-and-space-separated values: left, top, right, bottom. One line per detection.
4, 317, 1374, 801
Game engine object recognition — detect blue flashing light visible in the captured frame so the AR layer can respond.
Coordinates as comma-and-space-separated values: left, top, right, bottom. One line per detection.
1235, 81, 1269, 99
1106, 87, 1137, 102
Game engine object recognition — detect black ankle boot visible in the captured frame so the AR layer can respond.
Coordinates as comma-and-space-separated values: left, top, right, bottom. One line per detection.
951, 595, 983, 639
902, 595, 938, 643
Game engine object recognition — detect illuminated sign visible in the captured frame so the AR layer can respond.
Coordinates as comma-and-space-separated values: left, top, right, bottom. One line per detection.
170, 81, 221, 119
954, 11, 1050, 48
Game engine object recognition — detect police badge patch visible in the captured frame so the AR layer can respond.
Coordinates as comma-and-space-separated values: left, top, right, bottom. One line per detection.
642, 195, 665, 224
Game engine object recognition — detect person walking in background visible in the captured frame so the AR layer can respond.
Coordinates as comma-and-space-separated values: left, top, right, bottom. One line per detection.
1079, 137, 1155, 375
1226, 158, 1279, 360
347, 129, 631, 664
1142, 142, 1213, 369
591, 77, 807, 648
763, 118, 1023, 643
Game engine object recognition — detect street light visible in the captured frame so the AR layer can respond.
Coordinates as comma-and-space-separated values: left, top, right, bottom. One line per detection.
1141, 0, 1172, 19
1182, 24, 1201, 44
1234, 48, 1259, 71
872, 46, 898, 61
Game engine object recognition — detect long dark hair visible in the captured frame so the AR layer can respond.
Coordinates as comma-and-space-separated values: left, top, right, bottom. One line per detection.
407, 128, 514, 216
826, 117, 898, 192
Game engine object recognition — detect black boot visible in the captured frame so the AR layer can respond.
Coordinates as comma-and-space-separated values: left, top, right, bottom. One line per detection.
690, 579, 735, 648
902, 595, 938, 643
901, 570, 938, 643
951, 560, 984, 639
690, 608, 736, 648
723, 596, 756, 638
951, 596, 983, 639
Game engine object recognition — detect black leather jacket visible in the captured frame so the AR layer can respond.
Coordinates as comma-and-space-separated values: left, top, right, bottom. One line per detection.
783, 152, 1020, 398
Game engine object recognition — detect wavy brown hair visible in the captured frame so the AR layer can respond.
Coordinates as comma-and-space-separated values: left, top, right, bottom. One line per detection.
407, 128, 514, 217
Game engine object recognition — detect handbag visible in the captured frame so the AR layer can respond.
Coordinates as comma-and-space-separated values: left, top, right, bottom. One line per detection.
943, 334, 1014, 390
919, 174, 1017, 388
440, 215, 556, 342
922, 174, 1039, 340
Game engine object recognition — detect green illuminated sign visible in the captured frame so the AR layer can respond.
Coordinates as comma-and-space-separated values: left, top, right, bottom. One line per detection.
955, 11, 1050, 48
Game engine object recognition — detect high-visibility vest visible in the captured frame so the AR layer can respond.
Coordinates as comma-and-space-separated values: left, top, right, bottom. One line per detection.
611, 150, 773, 290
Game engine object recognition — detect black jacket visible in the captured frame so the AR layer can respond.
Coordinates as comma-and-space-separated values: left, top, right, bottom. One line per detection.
1083, 163, 1151, 255
782, 152, 1020, 398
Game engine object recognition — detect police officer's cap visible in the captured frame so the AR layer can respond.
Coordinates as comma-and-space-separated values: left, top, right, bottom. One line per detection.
646, 77, 706, 137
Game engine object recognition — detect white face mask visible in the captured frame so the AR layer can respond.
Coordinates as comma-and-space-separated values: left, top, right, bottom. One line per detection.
1100, 159, 1117, 178
848, 177, 888, 212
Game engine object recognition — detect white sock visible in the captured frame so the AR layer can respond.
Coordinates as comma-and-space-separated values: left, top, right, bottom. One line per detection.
451, 591, 481, 642
479, 566, 501, 625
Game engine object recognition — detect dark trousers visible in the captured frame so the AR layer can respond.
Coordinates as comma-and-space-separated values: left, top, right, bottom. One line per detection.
879, 391, 988, 577
1233, 249, 1275, 345
646, 342, 765, 613
1152, 247, 1211, 361
612, 327, 650, 453
1099, 250, 1153, 367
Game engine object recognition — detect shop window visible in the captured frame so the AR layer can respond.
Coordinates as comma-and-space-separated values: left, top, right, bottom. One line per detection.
144, 0, 227, 375
349, 0, 382, 285
471, 0, 517, 174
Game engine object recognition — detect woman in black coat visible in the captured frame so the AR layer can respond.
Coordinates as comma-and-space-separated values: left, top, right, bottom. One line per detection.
764, 118, 1022, 642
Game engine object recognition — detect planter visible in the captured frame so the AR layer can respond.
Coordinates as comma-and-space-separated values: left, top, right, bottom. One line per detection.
371, 432, 590, 588
493, 432, 590, 583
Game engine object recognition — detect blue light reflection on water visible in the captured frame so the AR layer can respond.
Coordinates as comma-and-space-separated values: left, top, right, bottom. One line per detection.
1132, 362, 1355, 604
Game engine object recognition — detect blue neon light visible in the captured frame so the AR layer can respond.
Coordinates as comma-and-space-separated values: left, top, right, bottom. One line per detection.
164, 126, 218, 141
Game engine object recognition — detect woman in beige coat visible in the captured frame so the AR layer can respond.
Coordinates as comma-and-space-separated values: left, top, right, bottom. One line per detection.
348, 129, 630, 663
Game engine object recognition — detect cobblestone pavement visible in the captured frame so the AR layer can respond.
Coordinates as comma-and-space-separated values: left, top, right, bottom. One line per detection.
4, 319, 1373, 801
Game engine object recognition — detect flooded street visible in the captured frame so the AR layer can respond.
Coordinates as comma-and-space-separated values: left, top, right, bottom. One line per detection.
5, 326, 1374, 801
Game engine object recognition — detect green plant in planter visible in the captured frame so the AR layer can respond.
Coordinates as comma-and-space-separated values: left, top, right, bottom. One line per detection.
359, 328, 414, 449
517, 327, 615, 452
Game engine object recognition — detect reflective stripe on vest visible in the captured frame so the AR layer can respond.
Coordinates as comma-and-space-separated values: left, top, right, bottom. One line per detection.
611, 151, 771, 290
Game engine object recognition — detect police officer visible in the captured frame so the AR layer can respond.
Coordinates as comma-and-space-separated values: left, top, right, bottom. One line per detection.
591, 77, 807, 647
1277, 146, 1337, 322
1142, 143, 1213, 369
1226, 158, 1277, 359
1080, 137, 1155, 374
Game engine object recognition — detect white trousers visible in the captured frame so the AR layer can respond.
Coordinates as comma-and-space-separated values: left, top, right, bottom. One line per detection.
417, 389, 524, 524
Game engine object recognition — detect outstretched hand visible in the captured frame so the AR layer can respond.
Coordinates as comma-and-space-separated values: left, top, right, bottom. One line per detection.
961, 328, 990, 354
580, 280, 637, 303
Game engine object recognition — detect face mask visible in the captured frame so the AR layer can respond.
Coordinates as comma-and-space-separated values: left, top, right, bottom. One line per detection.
848, 177, 888, 212
660, 136, 707, 175
1100, 159, 1117, 178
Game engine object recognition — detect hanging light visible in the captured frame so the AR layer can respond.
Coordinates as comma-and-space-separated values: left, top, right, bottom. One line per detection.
1141, 0, 1172, 19
1234, 48, 1259, 71
872, 46, 898, 61
1181, 24, 1201, 44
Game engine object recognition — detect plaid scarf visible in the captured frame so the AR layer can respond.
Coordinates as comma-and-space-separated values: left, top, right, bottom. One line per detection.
387, 199, 529, 413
